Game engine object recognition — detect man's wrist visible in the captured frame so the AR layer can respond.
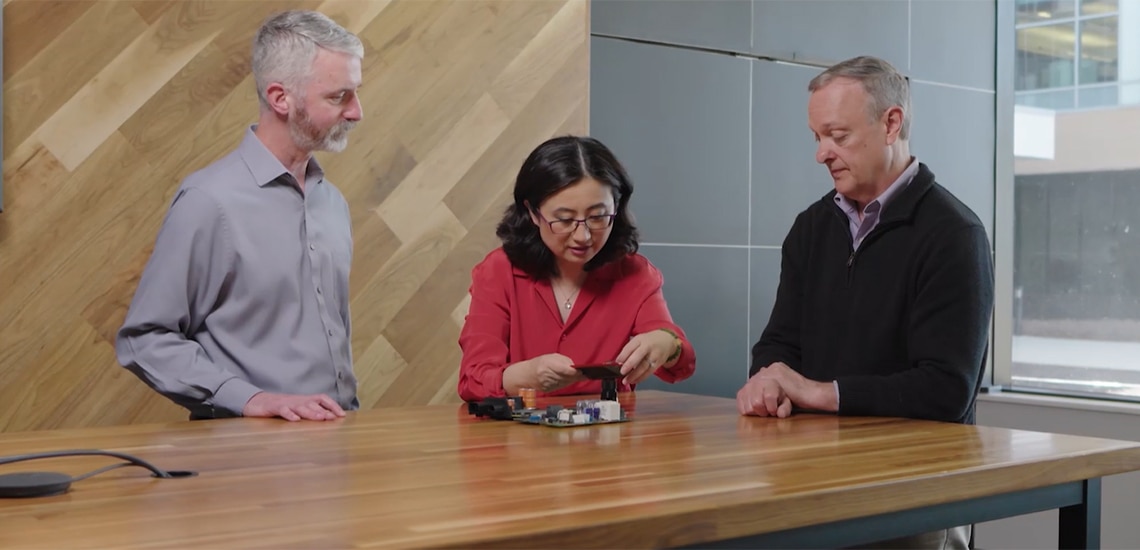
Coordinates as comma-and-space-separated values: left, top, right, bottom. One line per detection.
813, 380, 839, 412
215, 378, 264, 416
795, 380, 839, 412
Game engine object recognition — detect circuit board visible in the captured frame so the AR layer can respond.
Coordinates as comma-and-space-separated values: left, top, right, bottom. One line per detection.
467, 396, 630, 428
513, 410, 630, 428
512, 399, 629, 428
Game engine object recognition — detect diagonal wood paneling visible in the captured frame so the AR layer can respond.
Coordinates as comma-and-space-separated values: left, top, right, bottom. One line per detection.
0, 0, 589, 431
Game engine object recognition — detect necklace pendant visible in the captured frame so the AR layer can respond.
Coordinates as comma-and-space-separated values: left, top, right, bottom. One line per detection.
564, 300, 572, 310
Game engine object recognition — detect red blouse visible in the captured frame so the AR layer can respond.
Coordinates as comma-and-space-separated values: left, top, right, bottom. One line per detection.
458, 247, 696, 401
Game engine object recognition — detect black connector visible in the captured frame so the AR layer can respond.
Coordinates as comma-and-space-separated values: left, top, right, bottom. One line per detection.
601, 378, 618, 401
467, 397, 521, 420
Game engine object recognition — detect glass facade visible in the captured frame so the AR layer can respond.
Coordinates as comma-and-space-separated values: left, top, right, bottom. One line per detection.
1014, 0, 1137, 110
1012, 0, 1140, 399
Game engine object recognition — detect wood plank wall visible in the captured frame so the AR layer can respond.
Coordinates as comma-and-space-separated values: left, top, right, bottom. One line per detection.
0, 0, 590, 431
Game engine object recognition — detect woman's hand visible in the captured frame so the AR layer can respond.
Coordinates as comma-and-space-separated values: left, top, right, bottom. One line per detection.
616, 330, 679, 385
504, 353, 582, 394
531, 353, 584, 392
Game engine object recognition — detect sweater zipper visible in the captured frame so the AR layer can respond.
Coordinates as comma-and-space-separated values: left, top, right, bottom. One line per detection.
844, 220, 904, 284
846, 249, 855, 284
832, 211, 857, 285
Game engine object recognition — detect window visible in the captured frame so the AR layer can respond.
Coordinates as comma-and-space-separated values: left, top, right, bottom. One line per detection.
1013, 0, 1134, 111
1006, 0, 1140, 400
1016, 0, 1077, 24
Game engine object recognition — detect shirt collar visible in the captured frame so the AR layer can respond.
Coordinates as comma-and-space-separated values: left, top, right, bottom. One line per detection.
237, 124, 325, 188
834, 156, 920, 215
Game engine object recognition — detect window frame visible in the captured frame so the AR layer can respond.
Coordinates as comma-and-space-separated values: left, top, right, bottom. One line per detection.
1012, 2, 1122, 111
992, 0, 1140, 405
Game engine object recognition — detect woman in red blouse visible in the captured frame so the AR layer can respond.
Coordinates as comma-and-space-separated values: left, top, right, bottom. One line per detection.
458, 136, 696, 401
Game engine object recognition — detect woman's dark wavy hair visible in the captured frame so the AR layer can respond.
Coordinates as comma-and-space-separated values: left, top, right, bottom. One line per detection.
496, 135, 640, 279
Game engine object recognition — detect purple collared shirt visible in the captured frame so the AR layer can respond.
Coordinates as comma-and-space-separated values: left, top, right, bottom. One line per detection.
834, 157, 920, 250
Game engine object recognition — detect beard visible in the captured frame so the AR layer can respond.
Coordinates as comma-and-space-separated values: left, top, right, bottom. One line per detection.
289, 103, 356, 153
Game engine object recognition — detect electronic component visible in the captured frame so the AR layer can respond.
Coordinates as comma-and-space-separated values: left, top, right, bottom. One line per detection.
513, 398, 629, 428
519, 388, 536, 409
466, 390, 630, 428
573, 362, 623, 380
466, 397, 522, 420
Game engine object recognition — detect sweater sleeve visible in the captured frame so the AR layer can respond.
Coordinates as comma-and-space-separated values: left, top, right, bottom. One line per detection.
835, 224, 995, 422
457, 257, 513, 402
750, 214, 807, 375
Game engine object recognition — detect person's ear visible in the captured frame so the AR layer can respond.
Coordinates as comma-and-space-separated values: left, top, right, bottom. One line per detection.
883, 106, 904, 144
265, 82, 291, 116
525, 201, 540, 226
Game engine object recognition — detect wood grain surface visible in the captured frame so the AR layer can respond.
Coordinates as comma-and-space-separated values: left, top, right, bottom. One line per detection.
0, 0, 590, 431
2, 390, 1139, 549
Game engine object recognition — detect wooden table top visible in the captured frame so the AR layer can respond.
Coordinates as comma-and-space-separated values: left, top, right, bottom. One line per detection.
2, 390, 1140, 549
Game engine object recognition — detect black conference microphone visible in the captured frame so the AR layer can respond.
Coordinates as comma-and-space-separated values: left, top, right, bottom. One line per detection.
0, 449, 196, 498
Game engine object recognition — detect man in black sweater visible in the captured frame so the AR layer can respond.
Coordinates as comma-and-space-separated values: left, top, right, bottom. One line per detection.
739, 55, 993, 423
738, 56, 994, 547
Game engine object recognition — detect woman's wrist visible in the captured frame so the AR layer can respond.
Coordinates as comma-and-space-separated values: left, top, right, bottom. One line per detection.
502, 360, 534, 395
656, 328, 683, 366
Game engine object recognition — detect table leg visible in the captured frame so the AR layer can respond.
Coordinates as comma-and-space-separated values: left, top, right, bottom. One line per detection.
1058, 478, 1101, 550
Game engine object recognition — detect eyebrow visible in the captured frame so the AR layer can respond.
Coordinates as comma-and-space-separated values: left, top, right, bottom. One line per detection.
552, 203, 609, 215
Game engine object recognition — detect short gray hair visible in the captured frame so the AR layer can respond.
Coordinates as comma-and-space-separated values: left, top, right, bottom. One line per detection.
808, 56, 911, 140
252, 10, 364, 109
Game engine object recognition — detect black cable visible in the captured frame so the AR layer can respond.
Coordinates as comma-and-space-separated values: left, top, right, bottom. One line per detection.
0, 449, 196, 498
0, 449, 179, 478
69, 462, 135, 483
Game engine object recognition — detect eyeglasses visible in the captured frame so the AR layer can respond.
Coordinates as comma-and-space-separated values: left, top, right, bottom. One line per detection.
536, 211, 616, 234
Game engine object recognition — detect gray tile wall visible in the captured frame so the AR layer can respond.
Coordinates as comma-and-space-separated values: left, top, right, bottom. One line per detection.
591, 0, 752, 52
590, 0, 997, 398
591, 38, 752, 246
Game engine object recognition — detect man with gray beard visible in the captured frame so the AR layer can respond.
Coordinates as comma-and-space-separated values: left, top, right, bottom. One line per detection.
117, 10, 364, 422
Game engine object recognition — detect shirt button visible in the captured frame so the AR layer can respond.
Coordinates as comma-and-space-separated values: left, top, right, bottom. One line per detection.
310, 244, 316, 251
317, 287, 322, 295
337, 372, 344, 380
328, 329, 334, 336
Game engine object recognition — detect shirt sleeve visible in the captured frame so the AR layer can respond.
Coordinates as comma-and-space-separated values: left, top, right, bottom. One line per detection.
457, 258, 513, 401
632, 262, 696, 384
340, 198, 354, 363
115, 188, 262, 415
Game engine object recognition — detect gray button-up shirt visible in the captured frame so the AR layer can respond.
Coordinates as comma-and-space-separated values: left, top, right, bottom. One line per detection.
116, 125, 357, 417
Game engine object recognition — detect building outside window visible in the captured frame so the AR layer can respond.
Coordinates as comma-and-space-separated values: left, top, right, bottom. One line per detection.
1011, 0, 1140, 399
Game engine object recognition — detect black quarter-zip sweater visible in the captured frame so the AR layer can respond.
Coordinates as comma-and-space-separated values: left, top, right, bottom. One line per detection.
751, 163, 995, 424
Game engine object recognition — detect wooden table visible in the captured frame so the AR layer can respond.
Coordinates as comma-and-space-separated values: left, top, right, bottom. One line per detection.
1, 390, 1138, 549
